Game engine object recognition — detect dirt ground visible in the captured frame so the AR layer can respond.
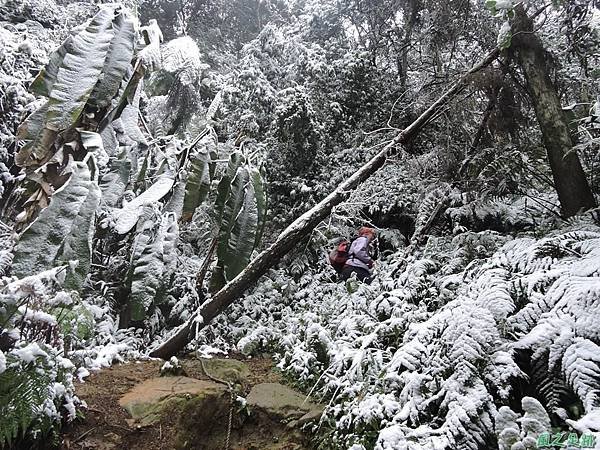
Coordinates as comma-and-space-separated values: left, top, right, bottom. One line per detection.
57, 354, 306, 450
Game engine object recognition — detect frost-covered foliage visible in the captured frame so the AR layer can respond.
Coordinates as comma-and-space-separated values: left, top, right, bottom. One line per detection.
1, 0, 600, 448
143, 34, 212, 138
0, 0, 94, 200
1, 5, 271, 443
0, 266, 82, 446
0, 3, 222, 444
4, 1, 266, 327
196, 215, 600, 449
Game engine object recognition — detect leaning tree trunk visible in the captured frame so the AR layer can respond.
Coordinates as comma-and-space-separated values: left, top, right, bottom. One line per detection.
149, 46, 501, 359
512, 5, 596, 217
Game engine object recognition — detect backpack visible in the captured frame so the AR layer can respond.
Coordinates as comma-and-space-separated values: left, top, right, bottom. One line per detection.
329, 240, 351, 273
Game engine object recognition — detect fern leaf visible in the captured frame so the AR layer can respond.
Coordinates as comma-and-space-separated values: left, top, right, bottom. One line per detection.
161, 36, 202, 86
562, 339, 600, 412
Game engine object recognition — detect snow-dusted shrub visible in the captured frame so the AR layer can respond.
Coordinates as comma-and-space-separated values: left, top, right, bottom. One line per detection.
0, 267, 81, 447
195, 217, 600, 449
143, 35, 210, 137
495, 397, 551, 450
0, 344, 78, 447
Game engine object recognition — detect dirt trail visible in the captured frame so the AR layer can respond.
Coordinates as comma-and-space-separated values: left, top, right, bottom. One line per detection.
59, 355, 311, 450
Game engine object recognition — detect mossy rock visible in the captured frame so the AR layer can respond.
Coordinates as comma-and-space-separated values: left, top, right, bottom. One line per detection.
119, 376, 225, 426
118, 374, 314, 449
127, 396, 187, 427
246, 383, 324, 422
197, 357, 250, 384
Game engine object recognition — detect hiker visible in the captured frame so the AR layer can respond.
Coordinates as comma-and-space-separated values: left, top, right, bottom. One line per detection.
341, 227, 376, 284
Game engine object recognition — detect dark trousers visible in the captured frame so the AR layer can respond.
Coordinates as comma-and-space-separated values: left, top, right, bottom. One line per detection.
341, 265, 373, 284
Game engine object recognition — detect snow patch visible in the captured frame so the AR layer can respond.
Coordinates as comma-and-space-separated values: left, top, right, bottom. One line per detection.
12, 342, 48, 363
195, 344, 226, 359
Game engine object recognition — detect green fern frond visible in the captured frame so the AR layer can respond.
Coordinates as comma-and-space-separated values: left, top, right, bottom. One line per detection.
531, 353, 572, 414
0, 363, 52, 447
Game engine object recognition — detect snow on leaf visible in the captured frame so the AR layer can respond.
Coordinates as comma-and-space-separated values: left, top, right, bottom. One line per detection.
99, 148, 131, 208
250, 166, 267, 248
562, 339, 600, 412
45, 7, 115, 131
112, 176, 174, 234
161, 36, 202, 85
128, 212, 177, 321
566, 409, 600, 434
497, 20, 512, 49
12, 155, 100, 287
139, 19, 163, 72
79, 130, 109, 169
89, 10, 136, 108
14, 101, 55, 167
182, 137, 213, 217
120, 104, 148, 146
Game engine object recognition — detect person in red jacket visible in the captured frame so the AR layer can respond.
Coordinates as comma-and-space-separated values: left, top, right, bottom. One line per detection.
341, 227, 376, 284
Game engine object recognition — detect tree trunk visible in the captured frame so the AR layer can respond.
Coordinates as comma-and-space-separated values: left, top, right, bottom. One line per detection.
149, 46, 501, 359
512, 5, 596, 217
397, 0, 420, 91
196, 235, 218, 293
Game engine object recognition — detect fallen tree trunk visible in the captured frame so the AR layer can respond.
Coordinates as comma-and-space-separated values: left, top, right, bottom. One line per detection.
149, 46, 501, 359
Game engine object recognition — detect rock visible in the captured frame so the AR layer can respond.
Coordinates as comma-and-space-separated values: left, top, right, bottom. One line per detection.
119, 375, 234, 449
298, 408, 324, 424
119, 376, 225, 426
286, 408, 325, 430
80, 431, 121, 450
246, 383, 324, 422
197, 357, 250, 384
174, 391, 232, 449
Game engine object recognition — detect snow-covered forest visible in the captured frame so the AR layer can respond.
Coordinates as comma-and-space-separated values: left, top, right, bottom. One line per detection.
1, 0, 600, 448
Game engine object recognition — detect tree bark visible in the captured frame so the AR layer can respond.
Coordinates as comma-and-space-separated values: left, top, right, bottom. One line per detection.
512, 5, 596, 217
397, 0, 420, 91
149, 46, 501, 359
196, 235, 218, 293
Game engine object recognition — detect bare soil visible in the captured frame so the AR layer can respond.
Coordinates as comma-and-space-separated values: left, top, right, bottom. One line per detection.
58, 354, 310, 450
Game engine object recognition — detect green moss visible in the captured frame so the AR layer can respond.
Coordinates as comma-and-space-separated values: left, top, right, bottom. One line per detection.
197, 358, 250, 384
126, 394, 200, 426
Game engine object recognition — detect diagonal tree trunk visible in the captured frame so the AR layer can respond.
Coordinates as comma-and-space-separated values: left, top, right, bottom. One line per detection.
512, 5, 596, 217
149, 46, 501, 359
